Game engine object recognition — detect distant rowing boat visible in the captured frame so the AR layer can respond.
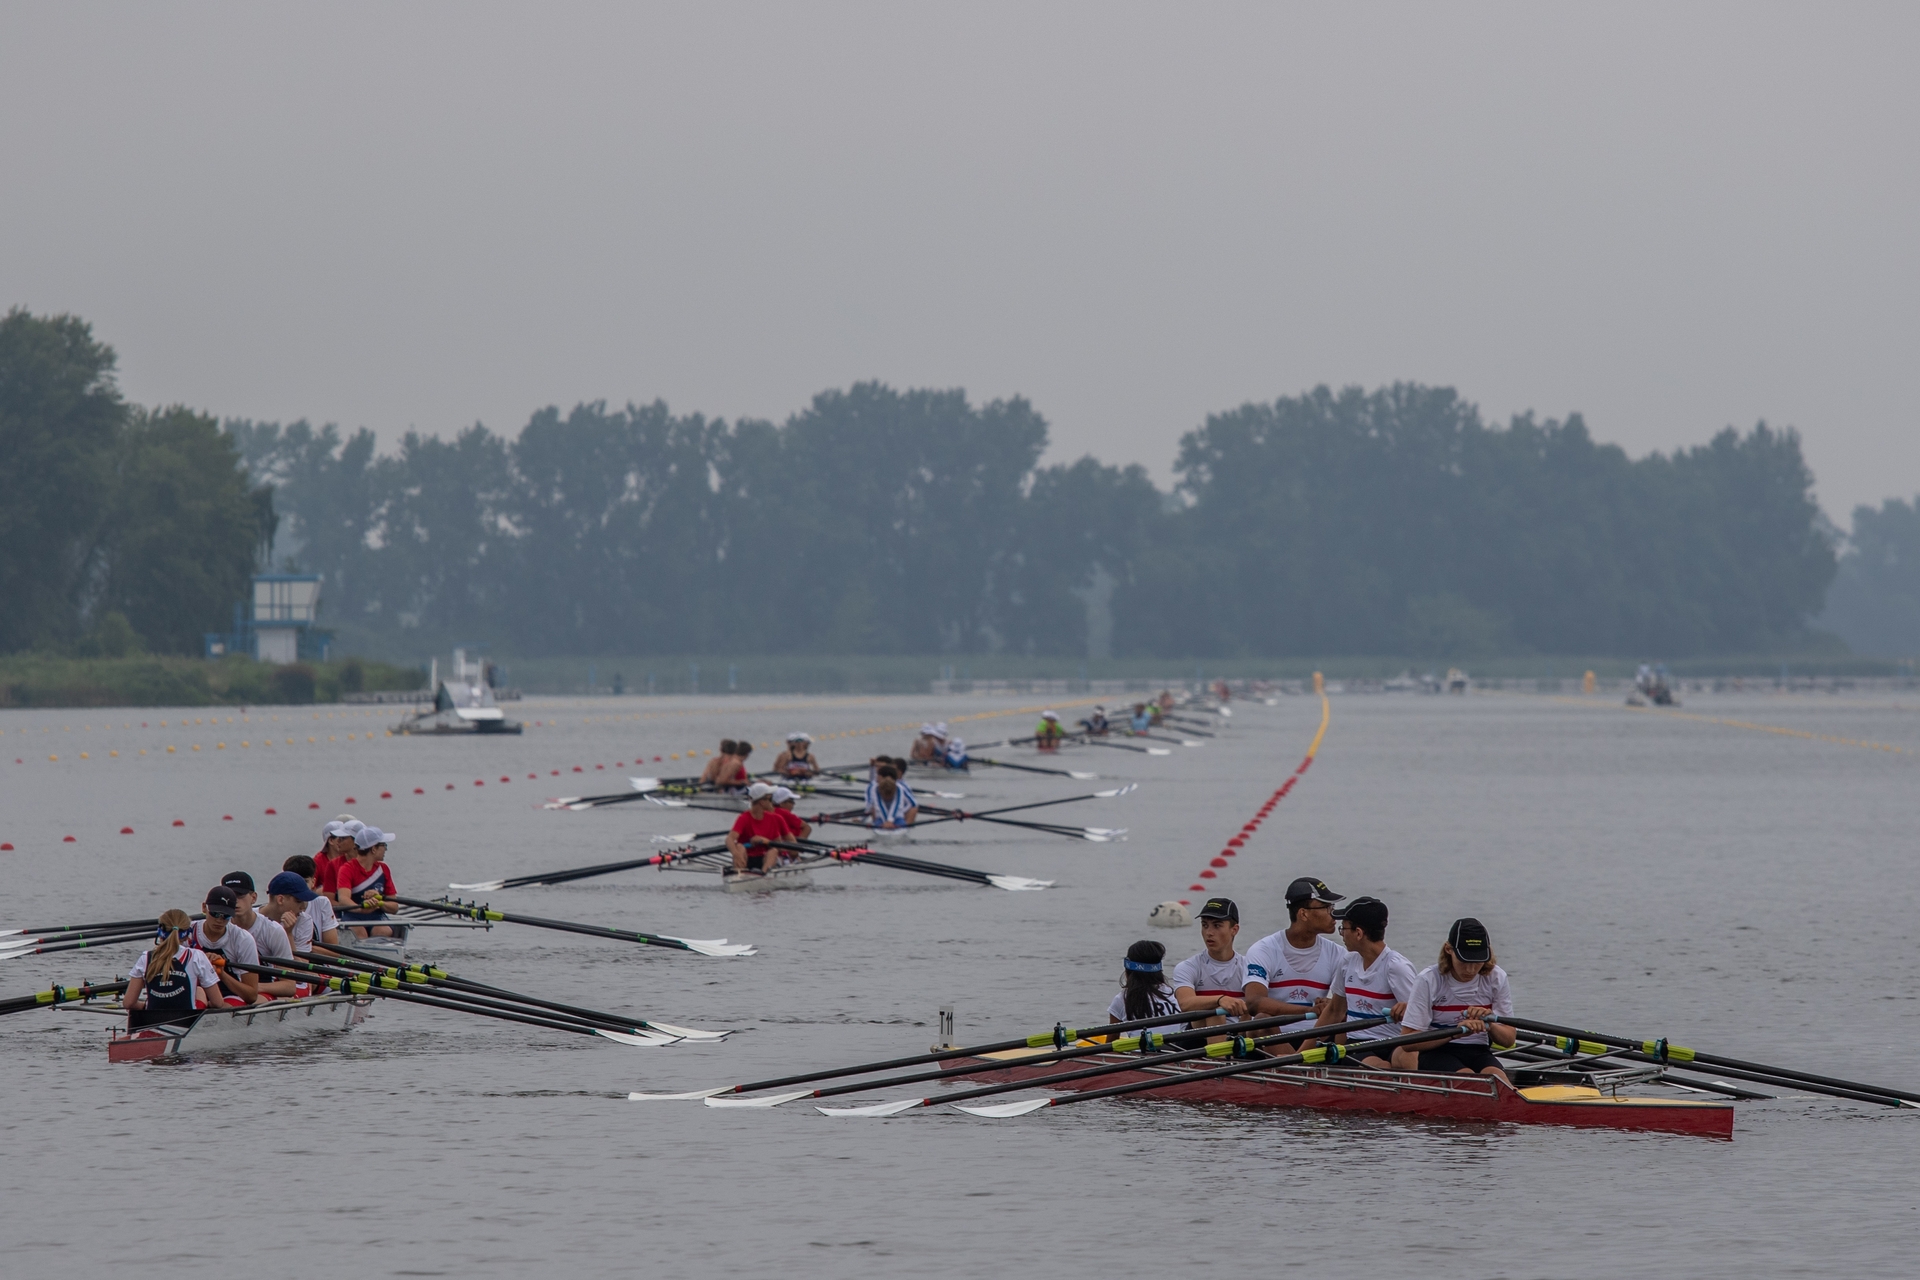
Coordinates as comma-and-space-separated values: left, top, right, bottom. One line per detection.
954, 1045, 1735, 1138
107, 991, 371, 1063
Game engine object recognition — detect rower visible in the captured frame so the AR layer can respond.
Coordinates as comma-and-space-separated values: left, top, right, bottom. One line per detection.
220, 871, 298, 996
1317, 896, 1418, 1068
122, 909, 223, 1029
1079, 706, 1109, 736
192, 886, 261, 1005
773, 732, 819, 779
727, 782, 790, 875
1242, 877, 1348, 1044
281, 855, 341, 950
1129, 703, 1154, 733
940, 733, 970, 771
1391, 918, 1515, 1080
263, 871, 329, 976
1170, 897, 1248, 1029
314, 818, 360, 897
1108, 939, 1183, 1028
332, 826, 399, 938
1034, 710, 1067, 750
730, 739, 755, 786
866, 764, 918, 830
910, 723, 944, 764
770, 785, 812, 842
699, 740, 740, 788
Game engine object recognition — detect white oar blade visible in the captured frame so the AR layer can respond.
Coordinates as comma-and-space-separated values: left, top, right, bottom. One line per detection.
595, 1028, 685, 1047
1147, 748, 1173, 756
816, 1098, 924, 1117
651, 834, 697, 844
984, 875, 1055, 892
647, 796, 690, 808
0, 929, 25, 938
1077, 832, 1111, 843
644, 1022, 733, 1041
932, 790, 967, 799
1218, 706, 1233, 717
664, 936, 758, 957
542, 797, 583, 809
704, 1090, 813, 1109
1069, 771, 1099, 780
952, 1097, 1053, 1118
1094, 784, 1138, 799
1180, 740, 1203, 748
628, 1087, 729, 1100
629, 777, 661, 793
447, 879, 506, 892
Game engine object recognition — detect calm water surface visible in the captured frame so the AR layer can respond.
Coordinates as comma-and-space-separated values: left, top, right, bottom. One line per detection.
2, 690, 1916, 1277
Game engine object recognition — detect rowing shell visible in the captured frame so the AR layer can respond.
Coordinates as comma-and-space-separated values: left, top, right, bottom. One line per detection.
953, 1047, 1734, 1138
108, 991, 372, 1063
722, 865, 815, 893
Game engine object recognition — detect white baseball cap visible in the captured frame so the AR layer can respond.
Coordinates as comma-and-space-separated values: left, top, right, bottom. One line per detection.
746, 782, 775, 801
786, 731, 812, 743
919, 723, 938, 736
771, 786, 797, 805
354, 826, 394, 850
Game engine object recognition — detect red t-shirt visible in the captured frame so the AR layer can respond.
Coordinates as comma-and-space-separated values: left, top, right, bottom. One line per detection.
731, 810, 790, 852
331, 857, 397, 906
314, 848, 338, 892
775, 808, 806, 837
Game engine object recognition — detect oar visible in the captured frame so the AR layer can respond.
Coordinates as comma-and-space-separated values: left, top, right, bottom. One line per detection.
0, 916, 167, 939
942, 1025, 1465, 1119
968, 756, 1100, 780
1496, 1040, 1772, 1101
1068, 737, 1171, 756
388, 895, 756, 957
448, 843, 731, 891
816, 846, 1053, 891
813, 1015, 1398, 1115
631, 1003, 1240, 1100
1502, 1018, 1920, 1108
1, 929, 154, 962
0, 978, 130, 1018
321, 943, 731, 1041
228, 960, 682, 1045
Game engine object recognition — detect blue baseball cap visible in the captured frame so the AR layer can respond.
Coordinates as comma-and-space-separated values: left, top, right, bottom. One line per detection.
266, 870, 318, 902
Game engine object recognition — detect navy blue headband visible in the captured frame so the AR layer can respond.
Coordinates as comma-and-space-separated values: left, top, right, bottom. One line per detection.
1123, 958, 1162, 973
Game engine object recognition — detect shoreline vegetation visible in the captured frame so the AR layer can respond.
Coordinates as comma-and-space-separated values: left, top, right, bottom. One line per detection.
0, 654, 421, 709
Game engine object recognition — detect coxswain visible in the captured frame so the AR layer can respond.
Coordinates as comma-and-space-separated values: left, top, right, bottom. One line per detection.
866, 764, 918, 830
1170, 897, 1248, 1029
1079, 706, 1109, 736
773, 732, 819, 779
1128, 703, 1154, 733
770, 785, 812, 843
1242, 877, 1347, 1047
191, 886, 261, 1005
1108, 939, 1184, 1029
332, 826, 399, 938
910, 724, 944, 764
1318, 896, 1418, 1068
122, 909, 223, 1029
1391, 918, 1515, 1080
1034, 710, 1067, 750
281, 855, 341, 951
728, 782, 790, 875
220, 871, 299, 996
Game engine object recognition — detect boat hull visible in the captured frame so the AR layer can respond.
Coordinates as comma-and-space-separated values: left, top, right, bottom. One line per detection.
110, 992, 371, 1063
723, 867, 814, 893
955, 1051, 1734, 1139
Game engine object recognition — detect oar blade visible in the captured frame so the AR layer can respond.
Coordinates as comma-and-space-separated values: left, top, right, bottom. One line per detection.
644, 1021, 734, 1042
595, 1027, 685, 1047
1147, 748, 1172, 756
628, 777, 661, 792
816, 1098, 924, 1116
1179, 740, 1203, 747
703, 1090, 813, 1109
628, 1087, 730, 1100
952, 1097, 1053, 1118
983, 875, 1055, 892
651, 834, 697, 844
662, 936, 758, 958
542, 797, 583, 810
1068, 770, 1099, 780
447, 879, 507, 892
646, 797, 691, 808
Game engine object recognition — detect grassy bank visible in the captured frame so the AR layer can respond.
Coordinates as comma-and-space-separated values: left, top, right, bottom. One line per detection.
0, 654, 423, 708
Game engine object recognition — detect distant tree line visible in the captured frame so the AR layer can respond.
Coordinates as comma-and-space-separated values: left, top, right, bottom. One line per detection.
1821, 496, 1920, 658
2, 307, 1856, 660
0, 310, 272, 657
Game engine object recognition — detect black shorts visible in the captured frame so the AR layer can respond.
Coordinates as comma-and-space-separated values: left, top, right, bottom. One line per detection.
1415, 1042, 1500, 1074
1341, 1039, 1400, 1066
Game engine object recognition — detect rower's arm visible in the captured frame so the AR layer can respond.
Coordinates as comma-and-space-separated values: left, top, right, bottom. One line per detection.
904, 806, 918, 825
1243, 983, 1315, 1020
121, 976, 144, 1010
1316, 994, 1347, 1031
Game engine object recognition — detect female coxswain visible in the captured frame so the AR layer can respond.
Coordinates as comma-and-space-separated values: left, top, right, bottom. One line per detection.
122, 909, 223, 1029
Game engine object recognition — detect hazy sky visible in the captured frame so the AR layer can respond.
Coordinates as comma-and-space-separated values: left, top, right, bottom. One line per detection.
4, 3, 1915, 519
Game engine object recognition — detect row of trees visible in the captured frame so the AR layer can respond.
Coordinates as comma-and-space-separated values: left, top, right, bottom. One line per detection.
3, 306, 1858, 660
232, 382, 1840, 660
0, 311, 272, 656
1821, 496, 1920, 658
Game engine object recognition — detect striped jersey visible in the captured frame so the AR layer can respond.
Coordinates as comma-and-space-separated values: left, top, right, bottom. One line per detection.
1169, 950, 1247, 1022
866, 781, 917, 828
1242, 931, 1346, 1010
1402, 963, 1512, 1046
1329, 946, 1419, 1042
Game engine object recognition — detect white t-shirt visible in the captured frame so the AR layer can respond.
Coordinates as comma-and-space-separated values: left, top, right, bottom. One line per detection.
129, 947, 220, 991
190, 920, 260, 968
1329, 946, 1420, 1042
1107, 983, 1184, 1030
302, 895, 338, 944
287, 911, 316, 953
1170, 950, 1247, 1022
1402, 963, 1512, 1046
244, 914, 292, 961
1243, 931, 1347, 1010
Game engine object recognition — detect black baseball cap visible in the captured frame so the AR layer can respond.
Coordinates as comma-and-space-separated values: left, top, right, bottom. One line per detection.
220, 871, 255, 895
1341, 896, 1389, 937
1197, 896, 1239, 923
1448, 917, 1492, 963
204, 885, 239, 918
1285, 877, 1344, 907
